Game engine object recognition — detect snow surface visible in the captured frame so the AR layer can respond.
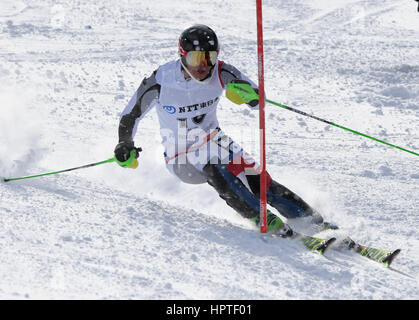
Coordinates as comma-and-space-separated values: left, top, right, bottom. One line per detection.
0, 0, 418, 299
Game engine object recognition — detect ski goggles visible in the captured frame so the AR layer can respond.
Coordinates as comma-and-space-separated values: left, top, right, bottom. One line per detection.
184, 51, 218, 67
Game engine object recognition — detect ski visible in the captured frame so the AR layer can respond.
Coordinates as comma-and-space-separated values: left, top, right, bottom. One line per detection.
314, 220, 401, 266
267, 228, 336, 255
259, 212, 336, 255
295, 233, 336, 255
339, 237, 401, 267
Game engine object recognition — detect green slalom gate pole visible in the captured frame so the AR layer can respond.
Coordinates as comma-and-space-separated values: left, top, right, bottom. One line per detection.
2, 157, 116, 183
226, 82, 419, 157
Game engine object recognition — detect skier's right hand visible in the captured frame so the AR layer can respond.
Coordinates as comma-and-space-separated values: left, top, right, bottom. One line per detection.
114, 140, 135, 162
114, 141, 142, 168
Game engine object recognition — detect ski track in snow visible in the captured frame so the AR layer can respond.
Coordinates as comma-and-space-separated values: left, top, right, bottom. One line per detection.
0, 0, 418, 299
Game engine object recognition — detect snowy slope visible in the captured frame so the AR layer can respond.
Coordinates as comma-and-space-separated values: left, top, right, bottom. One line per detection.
0, 0, 418, 299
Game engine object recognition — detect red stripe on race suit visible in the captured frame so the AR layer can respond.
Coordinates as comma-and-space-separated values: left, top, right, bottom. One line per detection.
164, 129, 219, 163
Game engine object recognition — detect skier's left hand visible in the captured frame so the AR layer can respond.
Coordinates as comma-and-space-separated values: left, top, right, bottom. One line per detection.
230, 79, 259, 107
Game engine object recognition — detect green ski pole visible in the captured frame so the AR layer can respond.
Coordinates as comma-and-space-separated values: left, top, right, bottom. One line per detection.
226, 82, 418, 157
2, 157, 116, 183
2, 147, 142, 183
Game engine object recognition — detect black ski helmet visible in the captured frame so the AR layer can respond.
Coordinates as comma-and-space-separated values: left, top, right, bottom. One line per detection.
178, 24, 220, 60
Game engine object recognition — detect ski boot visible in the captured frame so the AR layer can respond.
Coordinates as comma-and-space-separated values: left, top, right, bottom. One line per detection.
251, 210, 294, 238
267, 211, 294, 237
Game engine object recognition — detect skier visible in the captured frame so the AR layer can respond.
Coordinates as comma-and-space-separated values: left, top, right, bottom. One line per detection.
114, 25, 335, 237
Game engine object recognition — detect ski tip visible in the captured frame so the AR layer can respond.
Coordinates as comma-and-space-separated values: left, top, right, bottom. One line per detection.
382, 249, 401, 267
317, 237, 337, 255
